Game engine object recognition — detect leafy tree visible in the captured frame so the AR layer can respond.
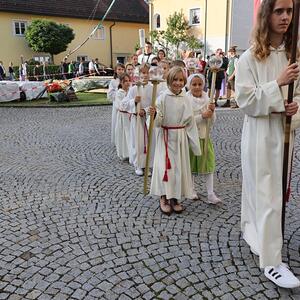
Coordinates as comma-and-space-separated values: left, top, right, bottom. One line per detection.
25, 19, 75, 63
164, 10, 190, 57
151, 10, 203, 58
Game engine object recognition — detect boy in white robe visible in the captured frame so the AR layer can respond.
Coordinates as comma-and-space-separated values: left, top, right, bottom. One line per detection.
149, 66, 201, 215
235, 0, 300, 289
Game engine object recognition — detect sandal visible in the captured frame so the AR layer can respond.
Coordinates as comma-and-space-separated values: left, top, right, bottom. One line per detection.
160, 196, 172, 215
170, 199, 184, 214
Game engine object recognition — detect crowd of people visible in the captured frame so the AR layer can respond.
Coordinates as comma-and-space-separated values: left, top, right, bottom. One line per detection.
0, 56, 106, 82
107, 0, 300, 290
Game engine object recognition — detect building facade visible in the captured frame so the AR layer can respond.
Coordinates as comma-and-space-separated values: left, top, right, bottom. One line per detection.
0, 0, 149, 68
149, 0, 255, 56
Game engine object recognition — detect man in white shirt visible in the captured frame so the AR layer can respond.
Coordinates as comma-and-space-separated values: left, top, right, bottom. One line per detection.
138, 42, 156, 65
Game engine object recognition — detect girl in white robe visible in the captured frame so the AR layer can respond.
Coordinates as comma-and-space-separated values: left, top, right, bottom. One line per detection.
107, 63, 125, 145
186, 74, 221, 204
115, 73, 131, 160
235, 0, 300, 289
149, 66, 201, 215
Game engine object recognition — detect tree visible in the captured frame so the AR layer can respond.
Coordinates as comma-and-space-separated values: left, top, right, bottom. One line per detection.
151, 10, 203, 59
164, 10, 190, 58
25, 19, 75, 63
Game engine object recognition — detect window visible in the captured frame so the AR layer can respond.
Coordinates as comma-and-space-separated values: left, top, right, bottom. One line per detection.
92, 26, 105, 40
77, 56, 88, 62
13, 21, 27, 36
33, 56, 51, 63
190, 8, 200, 25
154, 13, 161, 29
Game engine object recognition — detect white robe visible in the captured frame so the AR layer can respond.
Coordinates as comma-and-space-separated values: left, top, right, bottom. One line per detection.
235, 45, 300, 268
150, 89, 201, 199
187, 91, 216, 139
107, 78, 120, 145
122, 83, 155, 168
115, 89, 131, 160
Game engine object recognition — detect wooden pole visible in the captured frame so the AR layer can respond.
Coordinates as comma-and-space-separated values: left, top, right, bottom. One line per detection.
281, 0, 300, 237
201, 70, 217, 173
144, 80, 159, 195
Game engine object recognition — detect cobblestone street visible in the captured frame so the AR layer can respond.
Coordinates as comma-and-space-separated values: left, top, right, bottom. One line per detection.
0, 106, 300, 300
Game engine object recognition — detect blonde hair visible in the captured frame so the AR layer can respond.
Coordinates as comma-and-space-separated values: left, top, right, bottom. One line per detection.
251, 0, 294, 61
167, 66, 187, 88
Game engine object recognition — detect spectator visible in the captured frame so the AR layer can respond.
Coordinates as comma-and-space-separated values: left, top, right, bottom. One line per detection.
151, 56, 159, 66
207, 48, 228, 106
138, 41, 156, 64
68, 61, 75, 79
157, 49, 166, 61
0, 61, 6, 80
94, 58, 101, 75
78, 58, 84, 77
33, 63, 42, 81
89, 59, 95, 75
224, 46, 239, 108
8, 62, 15, 81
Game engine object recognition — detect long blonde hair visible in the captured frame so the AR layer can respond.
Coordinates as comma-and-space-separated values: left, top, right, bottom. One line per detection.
251, 0, 294, 61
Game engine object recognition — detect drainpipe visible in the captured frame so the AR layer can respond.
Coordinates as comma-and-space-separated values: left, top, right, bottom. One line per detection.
149, 0, 154, 42
225, 0, 230, 52
109, 21, 116, 68
204, 0, 208, 58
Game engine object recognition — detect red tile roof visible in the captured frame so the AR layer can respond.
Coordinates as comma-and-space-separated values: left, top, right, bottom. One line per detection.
0, 0, 149, 24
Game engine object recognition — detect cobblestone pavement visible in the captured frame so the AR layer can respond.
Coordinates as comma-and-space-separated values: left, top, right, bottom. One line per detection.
0, 106, 300, 300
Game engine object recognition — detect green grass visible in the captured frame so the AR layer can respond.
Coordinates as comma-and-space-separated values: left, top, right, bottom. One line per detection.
0, 92, 110, 107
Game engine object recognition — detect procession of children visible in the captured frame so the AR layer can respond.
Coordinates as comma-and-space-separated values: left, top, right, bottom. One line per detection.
107, 0, 300, 289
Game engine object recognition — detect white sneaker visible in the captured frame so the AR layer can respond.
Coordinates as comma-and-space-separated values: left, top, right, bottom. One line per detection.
264, 263, 300, 289
135, 168, 144, 176
191, 191, 199, 200
250, 247, 259, 256
207, 193, 222, 204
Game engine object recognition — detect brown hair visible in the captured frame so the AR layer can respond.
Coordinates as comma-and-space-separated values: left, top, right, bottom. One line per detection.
118, 73, 131, 89
113, 63, 125, 79
251, 0, 294, 61
139, 63, 150, 73
167, 66, 187, 88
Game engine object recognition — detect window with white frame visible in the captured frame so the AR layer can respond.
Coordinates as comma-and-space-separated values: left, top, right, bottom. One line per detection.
33, 56, 51, 63
153, 13, 161, 29
13, 20, 28, 36
189, 8, 200, 25
92, 26, 105, 40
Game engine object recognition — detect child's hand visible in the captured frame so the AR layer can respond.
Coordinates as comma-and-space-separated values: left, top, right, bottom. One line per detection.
139, 109, 146, 117
208, 103, 215, 112
135, 96, 141, 103
202, 109, 213, 119
149, 106, 156, 118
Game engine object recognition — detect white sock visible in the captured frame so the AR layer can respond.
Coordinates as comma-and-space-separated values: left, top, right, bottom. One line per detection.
204, 173, 214, 195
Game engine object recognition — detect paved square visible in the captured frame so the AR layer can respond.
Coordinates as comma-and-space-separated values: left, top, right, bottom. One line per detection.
0, 107, 299, 299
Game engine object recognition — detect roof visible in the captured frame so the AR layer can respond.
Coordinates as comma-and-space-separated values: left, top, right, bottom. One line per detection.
0, 0, 149, 24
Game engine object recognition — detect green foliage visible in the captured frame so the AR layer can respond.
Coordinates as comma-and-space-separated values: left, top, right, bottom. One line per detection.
151, 10, 203, 58
25, 19, 75, 63
164, 10, 190, 51
186, 35, 203, 52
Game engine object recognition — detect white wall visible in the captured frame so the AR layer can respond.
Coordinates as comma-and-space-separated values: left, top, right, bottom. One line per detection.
230, 0, 254, 53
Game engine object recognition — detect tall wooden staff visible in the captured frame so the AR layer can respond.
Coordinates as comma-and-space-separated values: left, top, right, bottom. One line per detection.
201, 56, 223, 172
143, 67, 164, 195
282, 0, 300, 237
